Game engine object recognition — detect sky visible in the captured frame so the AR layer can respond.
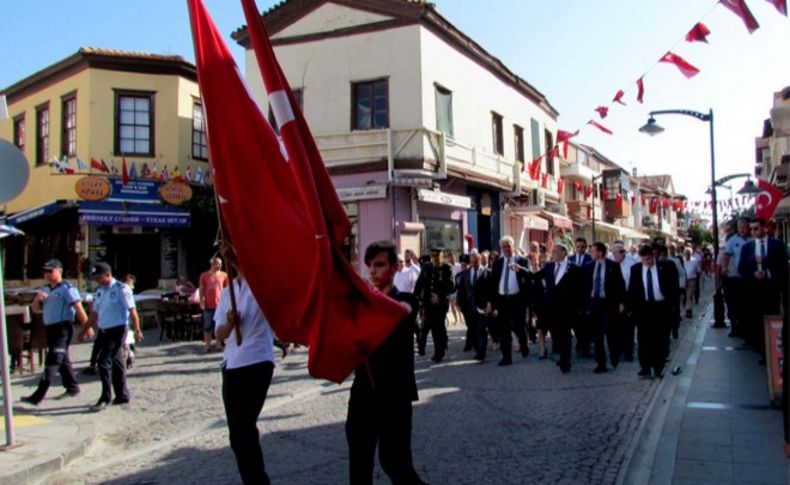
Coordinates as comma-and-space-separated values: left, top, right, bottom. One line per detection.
1, 0, 788, 203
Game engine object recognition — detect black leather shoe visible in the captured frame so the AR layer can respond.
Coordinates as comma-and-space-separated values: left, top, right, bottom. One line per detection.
54, 389, 80, 400
593, 365, 608, 374
89, 401, 109, 413
559, 364, 571, 373
497, 359, 512, 367
20, 395, 41, 406
521, 347, 530, 358
112, 398, 130, 406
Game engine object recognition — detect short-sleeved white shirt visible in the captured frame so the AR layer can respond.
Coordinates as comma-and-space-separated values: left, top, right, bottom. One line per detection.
215, 278, 275, 370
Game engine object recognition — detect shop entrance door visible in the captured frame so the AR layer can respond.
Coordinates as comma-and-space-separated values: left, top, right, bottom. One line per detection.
105, 232, 161, 290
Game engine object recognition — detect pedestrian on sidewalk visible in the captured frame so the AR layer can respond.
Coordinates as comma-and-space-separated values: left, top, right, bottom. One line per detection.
346, 241, 427, 485
627, 244, 679, 379
682, 248, 701, 319
215, 243, 276, 485
569, 237, 593, 357
488, 236, 530, 366
657, 245, 684, 340
21, 259, 90, 405
456, 252, 479, 352
414, 247, 454, 363
199, 256, 229, 353
583, 242, 626, 373
738, 218, 788, 361
612, 244, 635, 362
84, 262, 142, 412
721, 218, 750, 338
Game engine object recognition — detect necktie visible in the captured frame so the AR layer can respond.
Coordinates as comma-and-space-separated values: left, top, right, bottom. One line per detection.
646, 267, 655, 302
761, 241, 766, 260
472, 269, 477, 287
593, 262, 602, 298
554, 262, 561, 284
503, 258, 511, 295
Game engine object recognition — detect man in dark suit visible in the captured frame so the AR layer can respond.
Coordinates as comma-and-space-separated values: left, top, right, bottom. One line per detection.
569, 237, 594, 267
568, 237, 593, 355
414, 247, 454, 363
456, 253, 477, 352
488, 236, 530, 366
627, 244, 680, 378
535, 242, 584, 373
346, 241, 427, 485
738, 218, 789, 359
582, 242, 626, 373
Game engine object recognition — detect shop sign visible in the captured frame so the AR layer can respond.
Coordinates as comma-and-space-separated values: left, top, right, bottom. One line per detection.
109, 179, 161, 203
160, 181, 193, 206
417, 189, 472, 209
336, 185, 387, 202
75, 176, 112, 201
523, 215, 549, 231
79, 212, 191, 228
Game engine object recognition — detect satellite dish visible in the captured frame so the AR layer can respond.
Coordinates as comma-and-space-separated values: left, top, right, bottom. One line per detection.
0, 139, 30, 205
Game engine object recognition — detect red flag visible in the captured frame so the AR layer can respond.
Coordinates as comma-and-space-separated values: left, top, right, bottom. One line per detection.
587, 119, 613, 135
557, 177, 564, 194
616, 193, 623, 207
541, 173, 548, 188
686, 22, 711, 43
636, 77, 645, 104
601, 189, 609, 200
90, 157, 109, 173
613, 90, 627, 105
189, 0, 407, 382
584, 186, 594, 199
650, 199, 658, 214
574, 182, 583, 192
641, 196, 647, 206
121, 157, 129, 185
765, 0, 787, 15
529, 156, 542, 180
720, 0, 760, 33
659, 52, 700, 79
556, 129, 578, 159
755, 178, 784, 220
548, 146, 559, 161
595, 106, 609, 119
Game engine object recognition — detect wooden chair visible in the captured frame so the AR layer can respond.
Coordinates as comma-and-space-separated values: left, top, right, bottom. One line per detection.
28, 312, 48, 370
5, 313, 29, 373
136, 297, 161, 330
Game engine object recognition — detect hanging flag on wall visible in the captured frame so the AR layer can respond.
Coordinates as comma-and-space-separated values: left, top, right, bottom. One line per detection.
755, 177, 784, 220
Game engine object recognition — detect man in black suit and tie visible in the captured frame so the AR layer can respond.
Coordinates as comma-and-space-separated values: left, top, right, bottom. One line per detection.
627, 244, 680, 378
568, 237, 593, 355
456, 253, 476, 352
488, 236, 530, 366
535, 242, 584, 373
414, 247, 454, 363
738, 218, 789, 359
583, 242, 627, 373
569, 237, 594, 267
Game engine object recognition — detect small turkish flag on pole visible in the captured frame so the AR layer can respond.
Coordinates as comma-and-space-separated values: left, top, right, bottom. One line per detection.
755, 178, 784, 220
686, 22, 711, 43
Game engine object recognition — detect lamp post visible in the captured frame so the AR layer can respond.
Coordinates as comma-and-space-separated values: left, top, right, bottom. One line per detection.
639, 109, 726, 328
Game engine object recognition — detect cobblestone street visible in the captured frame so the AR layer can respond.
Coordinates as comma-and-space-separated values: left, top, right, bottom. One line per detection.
11, 293, 710, 485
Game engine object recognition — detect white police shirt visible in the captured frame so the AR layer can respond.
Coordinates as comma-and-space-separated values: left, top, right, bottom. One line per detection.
215, 278, 275, 370
41, 281, 81, 325
94, 279, 136, 329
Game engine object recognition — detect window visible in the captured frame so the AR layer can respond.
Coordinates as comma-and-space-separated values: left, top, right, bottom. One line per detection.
491, 112, 504, 156
421, 218, 462, 256
435, 84, 453, 136
352, 80, 388, 130
192, 101, 208, 160
35, 104, 50, 166
544, 129, 555, 175
268, 88, 303, 134
530, 118, 541, 160
13, 115, 24, 152
114, 90, 154, 156
61, 94, 77, 156
513, 125, 525, 163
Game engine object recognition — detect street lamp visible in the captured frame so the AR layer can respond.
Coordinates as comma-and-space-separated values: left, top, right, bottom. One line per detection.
639, 108, 726, 328
737, 178, 762, 195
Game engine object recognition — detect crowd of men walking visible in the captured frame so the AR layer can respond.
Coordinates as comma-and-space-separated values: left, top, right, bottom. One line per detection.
398, 215, 787, 378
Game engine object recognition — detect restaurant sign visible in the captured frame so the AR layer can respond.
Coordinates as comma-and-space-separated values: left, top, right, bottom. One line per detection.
108, 179, 161, 203
160, 181, 193, 206
75, 176, 112, 201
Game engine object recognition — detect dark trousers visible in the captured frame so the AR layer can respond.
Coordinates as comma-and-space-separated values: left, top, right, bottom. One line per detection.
222, 361, 274, 485
346, 392, 424, 485
724, 277, 745, 336
636, 302, 671, 375
418, 303, 448, 360
96, 325, 129, 404
552, 318, 573, 371
89, 336, 100, 367
476, 314, 493, 359
30, 322, 79, 401
574, 312, 591, 355
497, 296, 527, 362
461, 305, 479, 350
609, 311, 634, 362
746, 281, 781, 357
588, 299, 613, 367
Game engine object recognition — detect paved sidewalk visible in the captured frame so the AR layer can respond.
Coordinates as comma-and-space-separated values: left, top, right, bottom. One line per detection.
630, 310, 789, 484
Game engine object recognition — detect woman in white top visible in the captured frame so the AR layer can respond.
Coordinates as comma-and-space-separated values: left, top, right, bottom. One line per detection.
214, 243, 275, 485
683, 248, 701, 318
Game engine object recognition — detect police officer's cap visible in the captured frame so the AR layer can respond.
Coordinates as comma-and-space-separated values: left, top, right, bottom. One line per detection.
90, 262, 112, 277
42, 259, 63, 271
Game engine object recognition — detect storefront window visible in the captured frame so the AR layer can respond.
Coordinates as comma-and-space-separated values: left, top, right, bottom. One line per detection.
421, 218, 462, 256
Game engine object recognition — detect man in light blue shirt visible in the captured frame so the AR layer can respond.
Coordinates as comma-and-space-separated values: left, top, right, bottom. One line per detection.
721, 218, 750, 338
84, 262, 141, 412
21, 260, 89, 406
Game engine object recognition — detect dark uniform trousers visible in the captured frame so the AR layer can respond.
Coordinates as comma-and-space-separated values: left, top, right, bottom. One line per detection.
723, 276, 744, 335
30, 322, 79, 401
588, 298, 617, 367
346, 393, 423, 485
636, 301, 672, 375
609, 310, 635, 362
222, 361, 274, 485
746, 280, 781, 356
461, 305, 479, 351
96, 325, 130, 404
418, 302, 448, 359
498, 295, 527, 362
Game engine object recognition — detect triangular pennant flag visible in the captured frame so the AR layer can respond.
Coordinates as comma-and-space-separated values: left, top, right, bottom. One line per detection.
636, 77, 645, 104
613, 90, 627, 106
686, 22, 711, 43
61, 156, 75, 175
557, 177, 564, 194
121, 157, 129, 185
720, 0, 760, 33
765, 0, 787, 16
76, 158, 87, 172
659, 51, 700, 79
587, 119, 613, 135
151, 161, 159, 179
91, 158, 106, 173
129, 161, 138, 180
141, 163, 152, 178
595, 106, 609, 119
160, 164, 169, 182
203, 167, 213, 185
172, 166, 181, 181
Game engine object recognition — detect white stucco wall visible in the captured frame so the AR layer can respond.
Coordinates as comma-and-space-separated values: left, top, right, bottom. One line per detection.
272, 2, 393, 39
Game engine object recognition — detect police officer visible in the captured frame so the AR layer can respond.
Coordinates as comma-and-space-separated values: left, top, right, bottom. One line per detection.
84, 262, 142, 412
21, 260, 90, 405
414, 247, 454, 363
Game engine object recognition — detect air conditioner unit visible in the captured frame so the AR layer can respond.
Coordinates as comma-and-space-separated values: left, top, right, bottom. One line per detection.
529, 189, 546, 209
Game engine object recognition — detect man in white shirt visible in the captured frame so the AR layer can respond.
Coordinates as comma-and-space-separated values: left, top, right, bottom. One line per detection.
721, 218, 750, 337
612, 244, 635, 361
683, 248, 701, 318
394, 256, 419, 294
215, 243, 275, 485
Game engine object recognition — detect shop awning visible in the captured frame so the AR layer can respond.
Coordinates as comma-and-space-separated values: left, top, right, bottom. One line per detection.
5, 201, 73, 225
0, 224, 25, 239
619, 226, 652, 241
538, 210, 573, 230
523, 214, 550, 231
78, 201, 191, 228
584, 220, 623, 235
